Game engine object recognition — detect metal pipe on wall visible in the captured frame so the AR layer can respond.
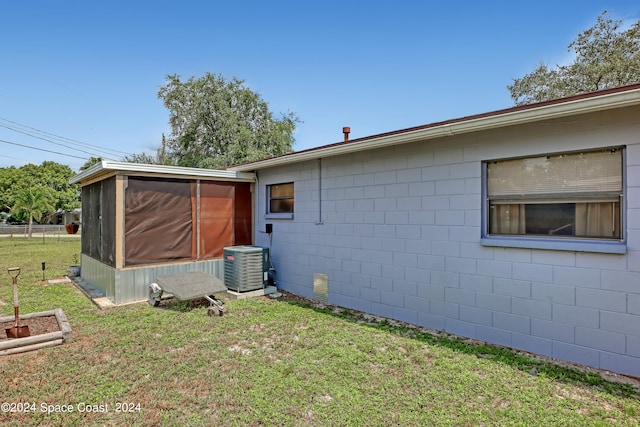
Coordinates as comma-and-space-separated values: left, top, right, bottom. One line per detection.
316, 158, 323, 225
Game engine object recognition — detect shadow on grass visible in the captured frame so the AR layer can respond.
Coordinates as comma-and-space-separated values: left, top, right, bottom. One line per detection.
276, 292, 640, 399
153, 296, 225, 314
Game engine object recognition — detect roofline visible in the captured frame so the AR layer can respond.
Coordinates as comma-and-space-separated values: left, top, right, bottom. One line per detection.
227, 84, 640, 172
70, 161, 256, 184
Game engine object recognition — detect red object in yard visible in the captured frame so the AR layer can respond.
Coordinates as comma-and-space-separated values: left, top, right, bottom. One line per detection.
65, 223, 79, 234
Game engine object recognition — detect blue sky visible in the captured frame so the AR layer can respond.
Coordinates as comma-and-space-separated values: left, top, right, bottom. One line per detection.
1, 1, 638, 172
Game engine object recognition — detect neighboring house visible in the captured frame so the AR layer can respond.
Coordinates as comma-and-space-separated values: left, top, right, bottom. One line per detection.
228, 84, 640, 378
48, 208, 81, 225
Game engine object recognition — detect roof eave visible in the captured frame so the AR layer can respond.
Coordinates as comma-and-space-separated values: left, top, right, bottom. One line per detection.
228, 86, 640, 172
70, 161, 256, 184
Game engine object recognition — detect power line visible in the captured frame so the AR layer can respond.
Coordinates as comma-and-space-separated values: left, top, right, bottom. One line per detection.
0, 138, 90, 160
0, 153, 32, 162
0, 116, 139, 158
0, 116, 137, 156
0, 122, 119, 160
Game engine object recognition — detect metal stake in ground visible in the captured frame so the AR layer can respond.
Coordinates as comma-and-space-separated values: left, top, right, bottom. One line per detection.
5, 267, 30, 339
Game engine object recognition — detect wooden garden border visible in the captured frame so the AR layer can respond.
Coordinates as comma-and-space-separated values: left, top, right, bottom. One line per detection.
0, 309, 73, 355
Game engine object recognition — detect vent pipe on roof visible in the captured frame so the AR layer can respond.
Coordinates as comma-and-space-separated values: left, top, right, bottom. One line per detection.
342, 126, 350, 142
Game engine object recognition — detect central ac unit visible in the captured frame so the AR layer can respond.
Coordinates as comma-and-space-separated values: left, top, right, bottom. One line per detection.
223, 246, 269, 292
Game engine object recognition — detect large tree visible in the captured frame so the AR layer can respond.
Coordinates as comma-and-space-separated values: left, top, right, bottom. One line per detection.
157, 73, 300, 168
508, 11, 640, 105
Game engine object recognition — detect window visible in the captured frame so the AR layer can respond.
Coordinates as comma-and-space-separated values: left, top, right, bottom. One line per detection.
485, 148, 623, 242
267, 182, 294, 216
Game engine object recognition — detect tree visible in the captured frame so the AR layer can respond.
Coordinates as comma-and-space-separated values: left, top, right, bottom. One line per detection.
157, 73, 300, 168
12, 186, 55, 238
508, 11, 640, 105
0, 166, 20, 212
0, 162, 79, 218
123, 134, 175, 165
19, 162, 79, 212
80, 157, 103, 171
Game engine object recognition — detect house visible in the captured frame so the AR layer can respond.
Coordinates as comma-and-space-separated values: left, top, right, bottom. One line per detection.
226, 84, 640, 378
69, 162, 255, 303
48, 208, 81, 225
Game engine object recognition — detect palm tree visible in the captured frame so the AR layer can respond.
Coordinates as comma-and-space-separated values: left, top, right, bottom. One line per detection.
11, 186, 55, 238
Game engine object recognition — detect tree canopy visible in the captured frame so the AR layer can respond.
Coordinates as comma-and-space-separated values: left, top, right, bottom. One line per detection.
0, 161, 79, 222
155, 73, 300, 168
80, 157, 103, 171
508, 11, 640, 105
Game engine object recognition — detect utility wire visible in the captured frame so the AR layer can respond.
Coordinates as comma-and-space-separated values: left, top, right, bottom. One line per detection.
0, 116, 138, 157
0, 138, 90, 160
0, 116, 136, 156
0, 153, 31, 162
0, 123, 119, 160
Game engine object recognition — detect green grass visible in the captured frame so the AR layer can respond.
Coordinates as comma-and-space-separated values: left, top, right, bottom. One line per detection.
0, 237, 639, 426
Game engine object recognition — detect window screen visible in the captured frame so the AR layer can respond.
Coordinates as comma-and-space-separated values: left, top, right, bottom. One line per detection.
486, 148, 622, 239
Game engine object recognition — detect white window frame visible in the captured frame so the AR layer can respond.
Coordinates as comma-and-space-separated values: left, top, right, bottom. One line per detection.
266, 182, 294, 219
481, 147, 626, 254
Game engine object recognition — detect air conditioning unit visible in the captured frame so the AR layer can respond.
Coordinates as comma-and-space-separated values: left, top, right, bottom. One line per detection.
223, 246, 269, 292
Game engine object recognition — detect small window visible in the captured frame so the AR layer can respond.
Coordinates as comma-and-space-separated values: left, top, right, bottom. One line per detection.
485, 148, 622, 240
267, 183, 294, 215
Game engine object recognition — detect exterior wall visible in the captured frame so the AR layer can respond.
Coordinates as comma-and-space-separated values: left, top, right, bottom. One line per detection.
81, 255, 225, 304
254, 106, 640, 377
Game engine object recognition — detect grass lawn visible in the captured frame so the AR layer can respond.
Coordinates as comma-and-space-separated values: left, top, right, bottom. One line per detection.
0, 237, 639, 426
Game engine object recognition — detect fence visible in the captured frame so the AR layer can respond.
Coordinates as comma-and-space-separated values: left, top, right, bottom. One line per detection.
0, 224, 81, 237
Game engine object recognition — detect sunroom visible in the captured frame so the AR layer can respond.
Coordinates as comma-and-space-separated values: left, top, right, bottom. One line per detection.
70, 161, 255, 304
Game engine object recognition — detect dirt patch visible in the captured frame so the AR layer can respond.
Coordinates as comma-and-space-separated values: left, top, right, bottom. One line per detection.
38, 276, 72, 286
0, 315, 61, 341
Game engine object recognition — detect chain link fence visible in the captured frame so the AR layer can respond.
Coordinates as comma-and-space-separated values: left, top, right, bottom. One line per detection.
0, 224, 81, 237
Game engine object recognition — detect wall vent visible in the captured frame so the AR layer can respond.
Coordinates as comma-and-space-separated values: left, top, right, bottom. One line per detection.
313, 273, 328, 304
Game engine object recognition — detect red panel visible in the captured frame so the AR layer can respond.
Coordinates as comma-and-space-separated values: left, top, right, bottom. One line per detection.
199, 182, 234, 258
234, 183, 252, 246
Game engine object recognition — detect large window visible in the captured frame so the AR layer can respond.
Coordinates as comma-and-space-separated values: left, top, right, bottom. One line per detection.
486, 148, 623, 240
267, 182, 294, 215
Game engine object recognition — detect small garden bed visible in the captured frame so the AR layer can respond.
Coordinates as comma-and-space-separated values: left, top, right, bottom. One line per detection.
0, 309, 73, 355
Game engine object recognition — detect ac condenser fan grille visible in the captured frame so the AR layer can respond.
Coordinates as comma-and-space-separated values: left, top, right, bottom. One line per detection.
224, 246, 267, 292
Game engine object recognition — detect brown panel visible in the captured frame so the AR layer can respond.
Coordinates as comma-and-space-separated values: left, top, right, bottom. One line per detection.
125, 178, 192, 265
191, 181, 198, 259
199, 182, 234, 258
234, 183, 252, 246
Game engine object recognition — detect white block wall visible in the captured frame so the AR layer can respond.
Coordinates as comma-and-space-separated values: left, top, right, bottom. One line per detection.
254, 106, 640, 377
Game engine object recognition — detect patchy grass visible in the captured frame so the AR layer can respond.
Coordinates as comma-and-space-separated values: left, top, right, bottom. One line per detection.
0, 237, 639, 426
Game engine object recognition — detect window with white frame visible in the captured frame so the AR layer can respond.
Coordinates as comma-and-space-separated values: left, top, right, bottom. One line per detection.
485, 148, 623, 240
267, 182, 294, 215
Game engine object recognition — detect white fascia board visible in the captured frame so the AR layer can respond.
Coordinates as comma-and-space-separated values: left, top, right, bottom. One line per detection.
228, 88, 640, 172
70, 161, 256, 184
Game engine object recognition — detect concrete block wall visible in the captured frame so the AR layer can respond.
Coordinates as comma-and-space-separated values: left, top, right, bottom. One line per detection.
254, 107, 640, 377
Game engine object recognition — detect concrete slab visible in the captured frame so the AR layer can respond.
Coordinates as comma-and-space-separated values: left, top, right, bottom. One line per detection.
226, 286, 278, 300
92, 297, 117, 309
47, 278, 72, 284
